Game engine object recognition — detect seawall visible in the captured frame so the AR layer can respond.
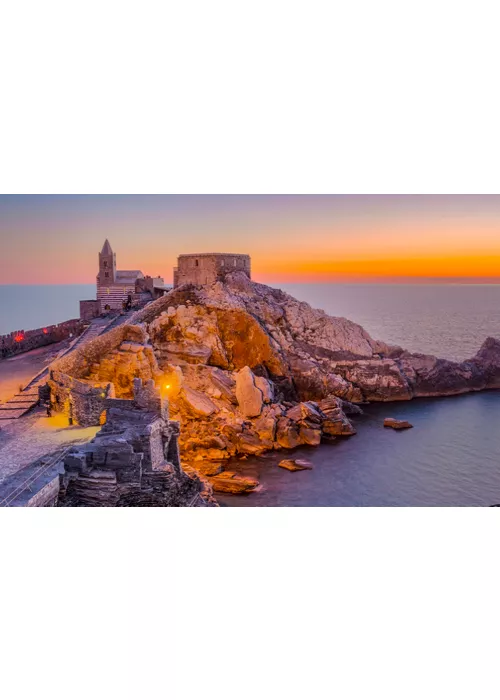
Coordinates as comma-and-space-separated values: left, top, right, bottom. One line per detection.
0, 319, 85, 359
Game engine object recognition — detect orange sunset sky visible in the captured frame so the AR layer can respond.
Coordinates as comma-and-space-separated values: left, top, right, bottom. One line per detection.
1, 194, 500, 285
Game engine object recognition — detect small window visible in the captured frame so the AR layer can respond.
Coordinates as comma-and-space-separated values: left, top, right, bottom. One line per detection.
105, 271, 109, 278
195, 259, 199, 267
103, 261, 108, 268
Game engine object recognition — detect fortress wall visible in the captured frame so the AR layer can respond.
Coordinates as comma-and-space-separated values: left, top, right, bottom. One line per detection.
0, 319, 85, 359
174, 254, 251, 287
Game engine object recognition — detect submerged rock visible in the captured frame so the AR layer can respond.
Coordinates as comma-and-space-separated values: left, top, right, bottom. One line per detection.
208, 471, 259, 494
278, 459, 313, 471
384, 418, 413, 430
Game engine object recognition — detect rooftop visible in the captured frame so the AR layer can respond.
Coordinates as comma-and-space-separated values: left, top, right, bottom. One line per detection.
177, 252, 250, 258
101, 239, 113, 255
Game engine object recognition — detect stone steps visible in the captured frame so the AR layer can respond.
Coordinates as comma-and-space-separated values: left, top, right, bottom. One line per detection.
0, 387, 42, 420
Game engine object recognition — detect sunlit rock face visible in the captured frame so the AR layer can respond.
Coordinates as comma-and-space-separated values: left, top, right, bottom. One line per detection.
49, 272, 500, 467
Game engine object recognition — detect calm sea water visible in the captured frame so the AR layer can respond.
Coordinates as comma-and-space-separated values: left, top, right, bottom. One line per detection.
1, 283, 500, 506
0, 285, 94, 335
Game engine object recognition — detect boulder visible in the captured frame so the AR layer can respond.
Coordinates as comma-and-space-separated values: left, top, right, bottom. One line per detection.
286, 401, 323, 424
210, 368, 237, 403
238, 430, 272, 455
208, 471, 259, 494
255, 376, 274, 403
299, 425, 322, 446
275, 417, 302, 449
192, 462, 225, 477
279, 459, 313, 471
322, 418, 356, 436
180, 388, 218, 417
384, 418, 413, 430
235, 366, 263, 417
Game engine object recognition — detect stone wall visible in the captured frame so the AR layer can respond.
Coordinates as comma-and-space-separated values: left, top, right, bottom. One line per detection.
47, 370, 115, 427
57, 380, 214, 507
51, 323, 149, 379
47, 323, 161, 425
0, 319, 85, 359
80, 300, 100, 322
173, 253, 251, 288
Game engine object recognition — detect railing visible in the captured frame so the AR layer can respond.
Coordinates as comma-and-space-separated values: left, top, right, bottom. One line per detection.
0, 447, 71, 508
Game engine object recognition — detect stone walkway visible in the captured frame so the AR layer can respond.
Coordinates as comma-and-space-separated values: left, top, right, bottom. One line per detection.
0, 407, 98, 485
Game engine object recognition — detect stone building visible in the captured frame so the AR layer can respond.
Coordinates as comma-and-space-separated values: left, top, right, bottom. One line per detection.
173, 253, 251, 288
57, 379, 214, 507
80, 240, 168, 320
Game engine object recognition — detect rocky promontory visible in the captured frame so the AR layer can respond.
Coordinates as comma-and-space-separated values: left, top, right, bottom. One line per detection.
48, 272, 500, 487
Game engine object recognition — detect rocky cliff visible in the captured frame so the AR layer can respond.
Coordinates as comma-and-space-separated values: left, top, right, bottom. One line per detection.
50, 272, 500, 490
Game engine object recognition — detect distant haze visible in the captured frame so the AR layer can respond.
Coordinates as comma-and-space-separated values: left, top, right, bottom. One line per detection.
1, 194, 500, 285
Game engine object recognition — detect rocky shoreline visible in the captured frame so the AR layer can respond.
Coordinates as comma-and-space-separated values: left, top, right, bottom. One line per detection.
46, 272, 500, 497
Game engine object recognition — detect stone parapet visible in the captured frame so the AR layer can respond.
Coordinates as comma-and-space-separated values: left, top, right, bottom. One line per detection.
0, 319, 85, 359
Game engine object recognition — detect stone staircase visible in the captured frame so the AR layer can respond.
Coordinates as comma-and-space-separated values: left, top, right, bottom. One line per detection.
0, 388, 41, 421
0, 306, 151, 422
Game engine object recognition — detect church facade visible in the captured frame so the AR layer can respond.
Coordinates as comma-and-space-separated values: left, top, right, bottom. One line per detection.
97, 239, 145, 312
80, 240, 168, 321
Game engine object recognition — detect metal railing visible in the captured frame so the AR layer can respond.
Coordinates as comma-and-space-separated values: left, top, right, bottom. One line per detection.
0, 447, 71, 508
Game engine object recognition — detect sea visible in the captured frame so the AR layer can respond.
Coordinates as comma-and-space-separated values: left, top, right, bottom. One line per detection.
1, 282, 500, 506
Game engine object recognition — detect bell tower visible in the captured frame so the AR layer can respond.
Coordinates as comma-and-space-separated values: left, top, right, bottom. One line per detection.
99, 239, 116, 284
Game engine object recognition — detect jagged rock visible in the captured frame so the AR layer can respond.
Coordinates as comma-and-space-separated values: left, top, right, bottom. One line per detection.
238, 430, 272, 455
180, 387, 218, 417
275, 417, 302, 449
317, 396, 357, 435
279, 459, 313, 471
299, 425, 322, 446
208, 471, 259, 494
384, 418, 413, 430
252, 407, 278, 443
210, 368, 237, 402
191, 462, 225, 476
49, 271, 500, 471
332, 358, 413, 402
286, 401, 323, 424
255, 375, 274, 403
235, 366, 263, 417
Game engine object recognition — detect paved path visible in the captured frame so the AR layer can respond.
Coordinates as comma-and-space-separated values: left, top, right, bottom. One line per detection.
0, 316, 118, 420
0, 407, 98, 485
0, 447, 69, 507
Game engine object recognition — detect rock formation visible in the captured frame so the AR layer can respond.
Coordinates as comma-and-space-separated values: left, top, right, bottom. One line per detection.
47, 271, 500, 489
384, 418, 413, 430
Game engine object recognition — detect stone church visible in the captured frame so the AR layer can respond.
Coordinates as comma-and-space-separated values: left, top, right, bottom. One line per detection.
80, 240, 167, 320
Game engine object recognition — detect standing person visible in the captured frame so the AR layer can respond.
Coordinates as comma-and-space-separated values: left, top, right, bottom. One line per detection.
45, 402, 52, 418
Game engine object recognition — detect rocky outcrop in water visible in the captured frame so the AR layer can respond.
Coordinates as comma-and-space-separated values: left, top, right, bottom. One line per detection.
49, 272, 500, 479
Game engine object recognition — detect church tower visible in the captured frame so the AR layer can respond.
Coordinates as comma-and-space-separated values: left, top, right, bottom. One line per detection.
98, 239, 116, 284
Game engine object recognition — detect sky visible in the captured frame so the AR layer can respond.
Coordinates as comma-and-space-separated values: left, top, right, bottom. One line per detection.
1, 194, 500, 285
